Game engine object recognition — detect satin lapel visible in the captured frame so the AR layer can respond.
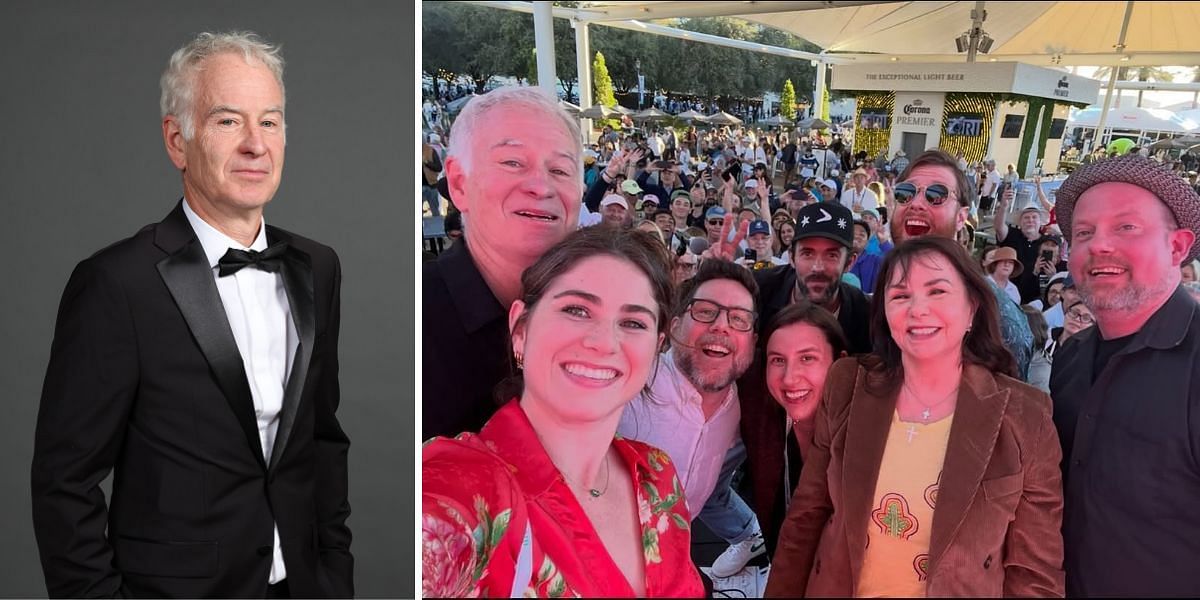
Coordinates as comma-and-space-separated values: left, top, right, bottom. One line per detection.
928, 365, 1008, 569
268, 235, 315, 472
841, 369, 896, 589
155, 205, 265, 470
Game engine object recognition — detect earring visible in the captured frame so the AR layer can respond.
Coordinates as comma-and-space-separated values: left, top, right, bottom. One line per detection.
515, 353, 524, 370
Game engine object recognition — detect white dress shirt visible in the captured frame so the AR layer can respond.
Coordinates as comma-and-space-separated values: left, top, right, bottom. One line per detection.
183, 199, 296, 584
617, 349, 741, 516
840, 186, 880, 212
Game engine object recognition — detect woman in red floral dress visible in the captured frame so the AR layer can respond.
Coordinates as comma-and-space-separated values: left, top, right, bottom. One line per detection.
423, 227, 704, 598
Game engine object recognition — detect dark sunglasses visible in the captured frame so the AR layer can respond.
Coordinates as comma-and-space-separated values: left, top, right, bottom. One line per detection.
707, 219, 725, 226
893, 182, 953, 206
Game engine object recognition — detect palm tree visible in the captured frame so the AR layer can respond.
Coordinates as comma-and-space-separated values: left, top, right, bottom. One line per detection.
1134, 66, 1173, 108
1093, 66, 1132, 108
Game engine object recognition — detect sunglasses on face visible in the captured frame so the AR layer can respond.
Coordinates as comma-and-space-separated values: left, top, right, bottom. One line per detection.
893, 182, 954, 206
708, 219, 724, 226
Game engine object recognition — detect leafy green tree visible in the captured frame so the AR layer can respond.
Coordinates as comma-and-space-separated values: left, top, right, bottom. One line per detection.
593, 51, 616, 107
780, 79, 797, 119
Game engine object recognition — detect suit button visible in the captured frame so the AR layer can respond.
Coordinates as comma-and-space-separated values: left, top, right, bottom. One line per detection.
257, 545, 272, 557
983, 555, 992, 569
814, 559, 821, 574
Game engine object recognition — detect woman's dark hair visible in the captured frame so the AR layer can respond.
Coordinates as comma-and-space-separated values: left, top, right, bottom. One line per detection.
495, 226, 676, 402
862, 236, 1017, 396
1020, 305, 1049, 351
763, 301, 849, 358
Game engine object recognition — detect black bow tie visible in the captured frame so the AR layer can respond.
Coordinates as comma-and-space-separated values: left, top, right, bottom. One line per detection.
217, 242, 289, 277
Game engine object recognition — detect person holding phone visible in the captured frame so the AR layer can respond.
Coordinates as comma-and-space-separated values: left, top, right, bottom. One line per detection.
638, 158, 691, 208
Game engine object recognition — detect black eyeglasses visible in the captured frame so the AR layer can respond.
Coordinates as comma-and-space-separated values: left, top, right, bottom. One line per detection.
894, 182, 954, 206
1067, 310, 1094, 324
686, 299, 756, 332
708, 219, 725, 226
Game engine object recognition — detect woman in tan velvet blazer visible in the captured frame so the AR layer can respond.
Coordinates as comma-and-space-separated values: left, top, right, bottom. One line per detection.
765, 236, 1064, 597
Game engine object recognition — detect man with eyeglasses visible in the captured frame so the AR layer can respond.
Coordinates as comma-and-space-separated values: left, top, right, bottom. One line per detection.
618, 260, 767, 586
1048, 154, 1200, 597
888, 149, 1035, 379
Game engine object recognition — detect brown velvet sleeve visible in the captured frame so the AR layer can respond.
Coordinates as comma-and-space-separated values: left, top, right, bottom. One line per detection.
1002, 390, 1066, 597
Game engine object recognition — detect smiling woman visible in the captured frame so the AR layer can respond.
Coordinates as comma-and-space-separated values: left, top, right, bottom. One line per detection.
422, 227, 704, 598
766, 236, 1065, 598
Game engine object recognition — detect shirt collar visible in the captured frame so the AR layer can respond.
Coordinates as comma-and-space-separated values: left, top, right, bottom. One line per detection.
439, 239, 507, 334
1125, 285, 1197, 351
478, 402, 654, 499
182, 197, 268, 269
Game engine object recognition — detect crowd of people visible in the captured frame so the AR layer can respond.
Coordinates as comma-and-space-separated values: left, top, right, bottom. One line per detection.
421, 85, 1200, 598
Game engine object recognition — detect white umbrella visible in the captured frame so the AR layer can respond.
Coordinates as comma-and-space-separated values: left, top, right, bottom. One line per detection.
706, 111, 743, 126
633, 107, 671, 121
676, 109, 709, 123
760, 114, 794, 128
559, 100, 581, 116
578, 104, 621, 120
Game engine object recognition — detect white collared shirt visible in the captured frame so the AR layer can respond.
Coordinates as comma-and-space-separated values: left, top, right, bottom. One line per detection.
840, 186, 880, 211
617, 349, 741, 516
182, 198, 296, 584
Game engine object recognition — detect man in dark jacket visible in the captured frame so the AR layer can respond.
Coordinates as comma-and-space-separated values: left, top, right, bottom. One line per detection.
753, 201, 872, 355
1050, 154, 1200, 597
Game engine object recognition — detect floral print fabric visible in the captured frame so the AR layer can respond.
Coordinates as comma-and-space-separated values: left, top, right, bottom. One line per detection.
422, 402, 704, 598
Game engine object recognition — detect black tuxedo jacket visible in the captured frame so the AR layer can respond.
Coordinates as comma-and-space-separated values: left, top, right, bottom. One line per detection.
32, 202, 353, 598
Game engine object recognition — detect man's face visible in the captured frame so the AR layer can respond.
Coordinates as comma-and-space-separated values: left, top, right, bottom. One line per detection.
820, 185, 836, 201
166, 53, 285, 217
986, 162, 996, 172
862, 212, 880, 235
672, 279, 757, 393
671, 196, 691, 220
1019, 210, 1043, 238
705, 215, 724, 243
890, 164, 968, 244
749, 232, 772, 255
852, 225, 869, 254
654, 212, 675, 233
1068, 182, 1195, 314
602, 204, 627, 226
660, 168, 678, 188
447, 105, 582, 263
792, 237, 851, 307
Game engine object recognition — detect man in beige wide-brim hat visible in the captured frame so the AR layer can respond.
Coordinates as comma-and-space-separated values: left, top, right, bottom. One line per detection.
1049, 153, 1200, 597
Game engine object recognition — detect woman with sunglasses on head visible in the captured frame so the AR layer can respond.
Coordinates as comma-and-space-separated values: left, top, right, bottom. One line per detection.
423, 227, 703, 598
765, 236, 1064, 597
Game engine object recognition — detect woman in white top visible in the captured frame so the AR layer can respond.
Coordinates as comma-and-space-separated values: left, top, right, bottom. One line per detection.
983, 246, 1023, 305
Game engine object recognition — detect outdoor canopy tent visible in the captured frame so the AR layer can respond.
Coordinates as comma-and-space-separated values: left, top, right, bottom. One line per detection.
1068, 106, 1199, 134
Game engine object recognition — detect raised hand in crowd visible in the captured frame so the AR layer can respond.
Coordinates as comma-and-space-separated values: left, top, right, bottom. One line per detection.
701, 217, 750, 263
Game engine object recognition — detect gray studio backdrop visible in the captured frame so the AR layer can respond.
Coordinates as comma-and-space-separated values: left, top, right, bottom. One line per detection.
0, 2, 412, 596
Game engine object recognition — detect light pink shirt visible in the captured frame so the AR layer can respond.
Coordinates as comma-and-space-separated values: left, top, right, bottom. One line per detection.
617, 349, 741, 516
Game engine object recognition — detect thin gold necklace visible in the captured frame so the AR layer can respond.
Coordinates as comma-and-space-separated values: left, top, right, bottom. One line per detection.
563, 453, 611, 498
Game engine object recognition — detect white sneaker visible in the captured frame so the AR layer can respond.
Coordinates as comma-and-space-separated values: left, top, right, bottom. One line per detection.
710, 531, 766, 578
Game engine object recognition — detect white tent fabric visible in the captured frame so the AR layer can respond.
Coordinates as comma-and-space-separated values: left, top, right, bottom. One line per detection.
1068, 106, 1199, 133
575, 1, 1200, 66
741, 2, 1200, 65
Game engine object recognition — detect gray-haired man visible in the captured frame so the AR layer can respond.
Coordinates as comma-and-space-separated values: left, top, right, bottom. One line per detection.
32, 31, 352, 598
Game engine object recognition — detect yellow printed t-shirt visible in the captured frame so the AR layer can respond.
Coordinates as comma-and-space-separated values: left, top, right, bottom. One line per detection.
856, 410, 955, 598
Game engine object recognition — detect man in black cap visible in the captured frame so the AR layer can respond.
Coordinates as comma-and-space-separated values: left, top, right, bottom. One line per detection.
1049, 153, 1200, 597
754, 201, 871, 354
